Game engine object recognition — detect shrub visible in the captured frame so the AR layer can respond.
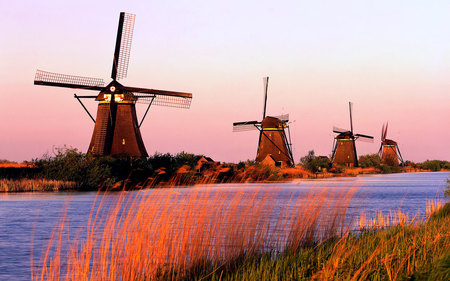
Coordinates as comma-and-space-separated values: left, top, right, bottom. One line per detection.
379, 164, 392, 174
419, 160, 449, 171
359, 153, 381, 168
33, 146, 154, 190
33, 147, 114, 190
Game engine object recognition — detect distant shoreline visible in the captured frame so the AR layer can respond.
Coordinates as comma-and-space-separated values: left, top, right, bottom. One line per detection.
1, 166, 448, 193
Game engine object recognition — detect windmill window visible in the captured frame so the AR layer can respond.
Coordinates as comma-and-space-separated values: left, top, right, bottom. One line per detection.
122, 138, 126, 145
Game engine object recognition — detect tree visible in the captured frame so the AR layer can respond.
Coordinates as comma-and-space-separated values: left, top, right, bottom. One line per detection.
300, 150, 315, 165
300, 150, 330, 173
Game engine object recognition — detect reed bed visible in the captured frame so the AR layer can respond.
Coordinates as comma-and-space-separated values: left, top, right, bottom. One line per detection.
0, 178, 78, 192
32, 188, 449, 281
32, 188, 357, 280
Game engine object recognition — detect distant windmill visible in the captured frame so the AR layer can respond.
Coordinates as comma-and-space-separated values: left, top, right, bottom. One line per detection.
34, 12, 192, 157
331, 102, 373, 167
378, 122, 404, 166
233, 77, 294, 167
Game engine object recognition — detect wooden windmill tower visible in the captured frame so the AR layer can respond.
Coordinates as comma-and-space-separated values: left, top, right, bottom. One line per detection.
331, 102, 373, 167
34, 13, 192, 157
233, 77, 294, 167
378, 122, 404, 166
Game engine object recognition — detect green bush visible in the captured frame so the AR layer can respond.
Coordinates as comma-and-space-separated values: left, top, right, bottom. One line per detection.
33, 147, 112, 190
418, 160, 450, 171
33, 146, 155, 190
358, 154, 381, 168
379, 164, 392, 174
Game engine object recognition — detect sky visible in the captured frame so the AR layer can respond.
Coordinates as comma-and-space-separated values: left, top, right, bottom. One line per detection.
1, 0, 449, 163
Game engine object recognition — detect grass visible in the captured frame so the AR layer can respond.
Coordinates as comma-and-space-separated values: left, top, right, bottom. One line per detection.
0, 178, 78, 192
32, 188, 449, 280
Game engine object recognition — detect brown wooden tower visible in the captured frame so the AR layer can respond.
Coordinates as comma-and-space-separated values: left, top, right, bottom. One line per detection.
331, 102, 373, 167
233, 77, 294, 167
378, 122, 404, 166
34, 13, 192, 157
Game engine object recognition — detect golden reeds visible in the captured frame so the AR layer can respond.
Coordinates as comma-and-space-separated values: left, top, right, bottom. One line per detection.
356, 199, 445, 230
0, 178, 77, 192
33, 187, 357, 280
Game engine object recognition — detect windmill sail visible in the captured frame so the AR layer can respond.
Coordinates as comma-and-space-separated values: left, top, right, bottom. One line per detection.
272, 113, 289, 123
111, 12, 135, 81
333, 126, 348, 134
34, 70, 104, 91
349, 102, 355, 133
355, 133, 374, 142
127, 86, 193, 109
134, 93, 192, 109
232, 120, 260, 132
262, 76, 269, 119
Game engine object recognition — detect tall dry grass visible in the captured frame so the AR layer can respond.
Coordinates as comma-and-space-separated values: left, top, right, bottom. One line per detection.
313, 201, 449, 281
0, 178, 78, 192
32, 187, 357, 280
31, 186, 449, 281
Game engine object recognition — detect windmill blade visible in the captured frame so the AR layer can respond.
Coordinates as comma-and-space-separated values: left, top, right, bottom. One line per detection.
384, 122, 389, 141
262, 76, 269, 119
355, 133, 374, 143
128, 87, 192, 109
233, 120, 260, 126
381, 123, 386, 141
111, 12, 135, 81
34, 69, 105, 91
275, 113, 289, 122
271, 113, 289, 122
348, 101, 354, 133
333, 126, 348, 134
125, 86, 192, 98
233, 120, 260, 132
134, 93, 192, 109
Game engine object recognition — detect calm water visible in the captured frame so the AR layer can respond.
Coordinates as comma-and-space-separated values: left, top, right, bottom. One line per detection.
0, 171, 448, 281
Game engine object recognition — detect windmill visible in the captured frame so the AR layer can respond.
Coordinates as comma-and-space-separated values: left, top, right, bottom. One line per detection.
34, 12, 192, 157
233, 77, 294, 167
331, 102, 373, 167
378, 122, 404, 166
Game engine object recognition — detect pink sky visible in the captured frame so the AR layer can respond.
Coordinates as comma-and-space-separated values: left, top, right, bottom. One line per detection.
1, 0, 449, 163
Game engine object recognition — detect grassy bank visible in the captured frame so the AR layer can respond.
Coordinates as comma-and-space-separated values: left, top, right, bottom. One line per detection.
32, 188, 449, 280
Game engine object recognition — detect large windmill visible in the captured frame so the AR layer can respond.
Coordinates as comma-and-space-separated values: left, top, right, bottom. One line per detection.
331, 102, 373, 167
378, 122, 404, 166
233, 77, 294, 167
34, 12, 192, 157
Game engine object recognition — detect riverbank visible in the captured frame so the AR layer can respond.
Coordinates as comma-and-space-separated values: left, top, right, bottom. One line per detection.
1, 148, 449, 192
0, 166, 448, 192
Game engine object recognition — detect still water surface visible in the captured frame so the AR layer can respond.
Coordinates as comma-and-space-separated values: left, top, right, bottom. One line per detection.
0, 171, 448, 281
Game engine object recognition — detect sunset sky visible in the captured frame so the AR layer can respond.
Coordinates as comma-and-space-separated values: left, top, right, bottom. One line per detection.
1, 0, 449, 163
